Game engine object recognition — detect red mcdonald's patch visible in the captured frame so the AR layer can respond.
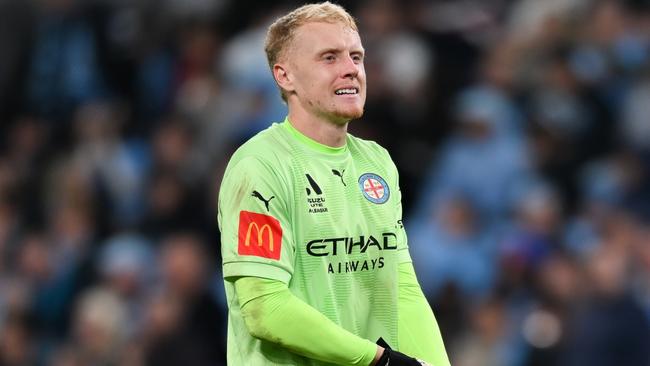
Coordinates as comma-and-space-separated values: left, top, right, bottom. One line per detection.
238, 211, 282, 260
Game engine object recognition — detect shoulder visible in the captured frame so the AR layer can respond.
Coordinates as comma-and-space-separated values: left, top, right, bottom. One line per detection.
347, 133, 396, 172
220, 123, 297, 199
347, 133, 393, 162
226, 123, 292, 173
218, 125, 294, 209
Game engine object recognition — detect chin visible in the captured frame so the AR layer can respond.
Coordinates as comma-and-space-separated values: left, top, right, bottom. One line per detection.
338, 106, 365, 121
329, 112, 362, 125
348, 110, 364, 120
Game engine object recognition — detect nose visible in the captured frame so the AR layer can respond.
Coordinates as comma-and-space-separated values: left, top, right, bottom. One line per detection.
340, 54, 359, 79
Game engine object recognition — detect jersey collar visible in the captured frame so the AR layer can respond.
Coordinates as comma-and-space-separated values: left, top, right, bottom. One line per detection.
282, 117, 348, 155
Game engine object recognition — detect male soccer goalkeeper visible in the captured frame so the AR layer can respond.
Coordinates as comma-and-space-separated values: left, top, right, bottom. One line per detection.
217, 2, 450, 365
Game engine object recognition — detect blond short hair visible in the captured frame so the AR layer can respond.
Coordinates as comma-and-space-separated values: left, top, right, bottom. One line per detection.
264, 2, 358, 102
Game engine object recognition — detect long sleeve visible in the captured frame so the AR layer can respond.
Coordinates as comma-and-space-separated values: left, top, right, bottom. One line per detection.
398, 262, 450, 366
234, 276, 378, 366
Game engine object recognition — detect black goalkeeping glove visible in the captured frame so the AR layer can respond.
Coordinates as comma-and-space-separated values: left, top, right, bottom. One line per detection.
374, 338, 431, 366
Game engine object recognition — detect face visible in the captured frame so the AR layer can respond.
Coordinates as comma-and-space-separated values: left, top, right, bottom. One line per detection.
276, 21, 366, 125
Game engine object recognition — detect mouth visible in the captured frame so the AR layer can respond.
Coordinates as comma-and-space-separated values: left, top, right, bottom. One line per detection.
334, 88, 359, 96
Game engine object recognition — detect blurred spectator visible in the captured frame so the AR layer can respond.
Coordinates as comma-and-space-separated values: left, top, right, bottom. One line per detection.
144, 233, 225, 365
63, 287, 130, 366
507, 0, 591, 41
520, 253, 582, 366
24, 0, 107, 124
140, 170, 204, 241
0, 311, 34, 366
563, 246, 650, 366
71, 101, 150, 229
174, 24, 220, 121
410, 193, 497, 300
621, 78, 650, 153
150, 116, 203, 186
0, 198, 21, 275
97, 233, 154, 340
4, 117, 50, 226
451, 297, 516, 366
15, 231, 80, 337
500, 183, 564, 276
412, 86, 534, 221
219, 8, 287, 139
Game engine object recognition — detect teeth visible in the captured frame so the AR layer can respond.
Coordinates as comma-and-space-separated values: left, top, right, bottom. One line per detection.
335, 88, 357, 95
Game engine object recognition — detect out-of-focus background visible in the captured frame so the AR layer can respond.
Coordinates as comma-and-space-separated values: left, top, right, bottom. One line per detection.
1, 0, 650, 365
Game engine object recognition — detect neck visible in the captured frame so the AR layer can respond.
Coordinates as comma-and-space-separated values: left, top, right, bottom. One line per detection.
287, 107, 349, 148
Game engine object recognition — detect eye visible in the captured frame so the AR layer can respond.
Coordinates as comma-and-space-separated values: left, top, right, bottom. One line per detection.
351, 53, 364, 64
323, 54, 336, 62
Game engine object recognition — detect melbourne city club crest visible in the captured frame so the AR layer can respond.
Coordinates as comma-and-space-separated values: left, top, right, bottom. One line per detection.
358, 173, 390, 204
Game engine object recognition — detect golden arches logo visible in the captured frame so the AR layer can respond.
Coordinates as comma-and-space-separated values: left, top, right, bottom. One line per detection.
238, 210, 282, 260
244, 222, 274, 252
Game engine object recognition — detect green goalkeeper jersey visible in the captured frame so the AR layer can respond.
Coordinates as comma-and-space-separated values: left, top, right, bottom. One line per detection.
218, 118, 412, 365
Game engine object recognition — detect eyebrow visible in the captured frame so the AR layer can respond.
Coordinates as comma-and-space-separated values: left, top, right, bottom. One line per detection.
317, 47, 365, 56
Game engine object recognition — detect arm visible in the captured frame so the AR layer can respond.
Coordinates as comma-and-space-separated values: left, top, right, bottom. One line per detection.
398, 261, 450, 366
235, 276, 382, 366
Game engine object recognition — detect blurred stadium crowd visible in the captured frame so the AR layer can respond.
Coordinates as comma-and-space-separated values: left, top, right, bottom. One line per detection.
1, 0, 650, 365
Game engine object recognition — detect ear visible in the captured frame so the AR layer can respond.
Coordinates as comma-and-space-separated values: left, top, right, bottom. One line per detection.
273, 63, 295, 94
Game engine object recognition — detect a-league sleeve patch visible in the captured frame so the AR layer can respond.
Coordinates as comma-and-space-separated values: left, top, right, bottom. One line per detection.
238, 210, 282, 260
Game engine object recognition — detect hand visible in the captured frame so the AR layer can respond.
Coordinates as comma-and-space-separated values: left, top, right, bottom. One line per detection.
373, 338, 432, 366
375, 349, 431, 366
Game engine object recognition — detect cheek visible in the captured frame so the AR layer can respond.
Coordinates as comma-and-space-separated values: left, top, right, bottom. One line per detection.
291, 67, 312, 92
358, 68, 367, 86
306, 81, 320, 103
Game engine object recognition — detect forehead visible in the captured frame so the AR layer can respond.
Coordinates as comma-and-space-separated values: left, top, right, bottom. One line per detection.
290, 21, 363, 53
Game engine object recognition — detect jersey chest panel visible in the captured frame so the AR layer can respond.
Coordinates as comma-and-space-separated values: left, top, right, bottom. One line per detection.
289, 156, 398, 276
